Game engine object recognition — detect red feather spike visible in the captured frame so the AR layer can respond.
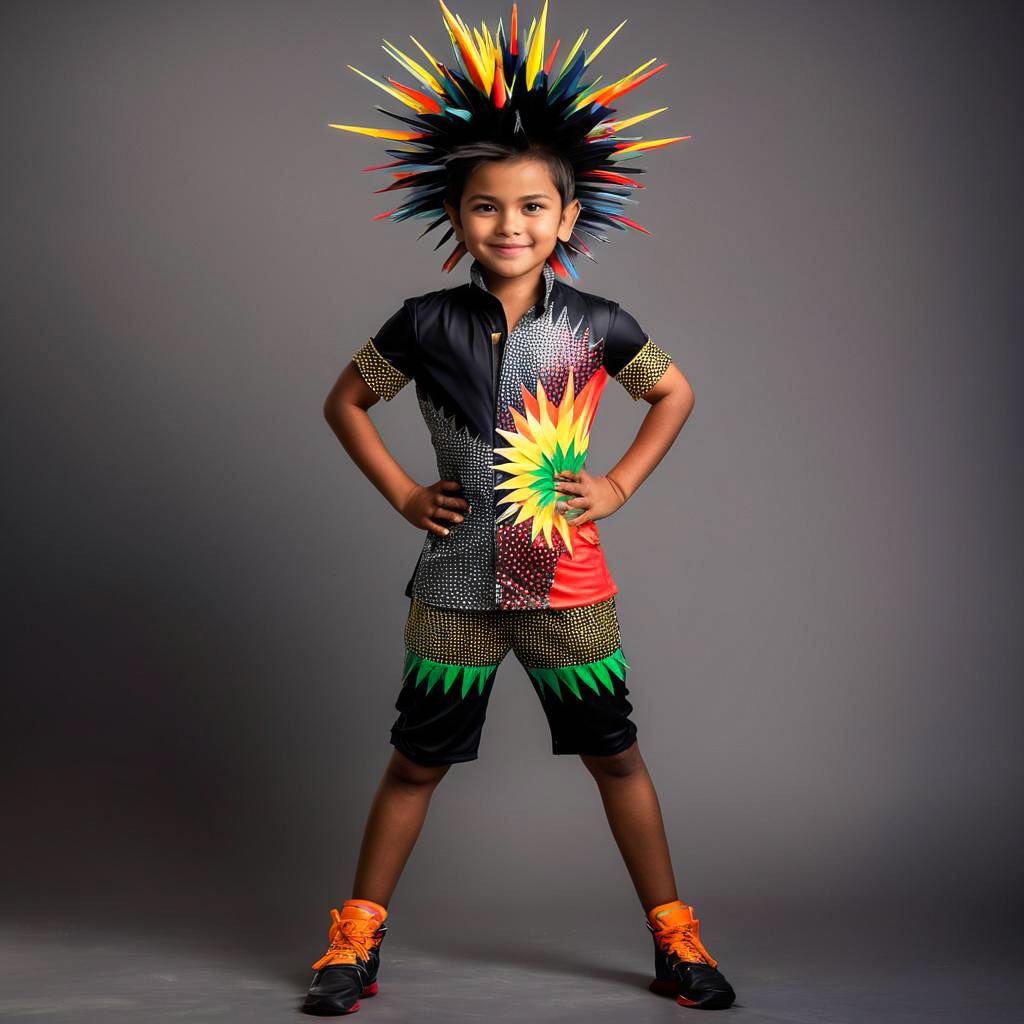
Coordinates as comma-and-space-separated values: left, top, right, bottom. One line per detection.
362, 160, 406, 172
386, 78, 443, 114
608, 214, 651, 235
492, 51, 507, 107
545, 37, 561, 74
443, 240, 468, 272
547, 252, 569, 277
520, 381, 540, 421
591, 63, 668, 108
580, 168, 646, 188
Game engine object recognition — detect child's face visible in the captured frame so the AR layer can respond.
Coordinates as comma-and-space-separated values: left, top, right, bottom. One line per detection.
443, 157, 581, 279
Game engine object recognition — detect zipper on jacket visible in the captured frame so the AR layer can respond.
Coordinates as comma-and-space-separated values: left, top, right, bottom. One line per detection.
489, 300, 509, 609
489, 303, 509, 414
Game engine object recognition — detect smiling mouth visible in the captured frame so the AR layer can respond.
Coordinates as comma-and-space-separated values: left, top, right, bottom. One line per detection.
491, 243, 529, 250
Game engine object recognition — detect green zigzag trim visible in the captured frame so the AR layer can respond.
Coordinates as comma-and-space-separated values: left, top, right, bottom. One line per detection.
525, 648, 631, 702
401, 649, 497, 699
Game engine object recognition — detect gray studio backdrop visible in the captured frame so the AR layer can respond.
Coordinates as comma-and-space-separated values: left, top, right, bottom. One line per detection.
3, 0, 1021, 967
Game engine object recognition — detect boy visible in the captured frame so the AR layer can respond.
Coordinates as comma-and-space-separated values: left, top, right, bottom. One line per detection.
306, 2, 736, 1014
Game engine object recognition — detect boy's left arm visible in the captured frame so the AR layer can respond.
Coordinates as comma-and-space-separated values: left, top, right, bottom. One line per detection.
554, 363, 694, 525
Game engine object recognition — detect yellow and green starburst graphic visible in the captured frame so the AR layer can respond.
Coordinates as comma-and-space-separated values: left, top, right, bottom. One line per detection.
493, 367, 608, 555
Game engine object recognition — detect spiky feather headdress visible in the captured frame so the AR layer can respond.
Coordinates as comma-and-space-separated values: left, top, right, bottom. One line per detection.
330, 0, 689, 280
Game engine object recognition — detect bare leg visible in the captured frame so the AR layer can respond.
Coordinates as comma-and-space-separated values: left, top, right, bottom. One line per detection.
349, 749, 452, 908
580, 740, 679, 914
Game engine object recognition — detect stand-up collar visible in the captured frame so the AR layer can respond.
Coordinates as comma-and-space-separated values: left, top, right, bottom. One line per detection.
469, 256, 556, 317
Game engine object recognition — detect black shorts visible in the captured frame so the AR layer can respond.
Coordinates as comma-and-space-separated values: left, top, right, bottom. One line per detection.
389, 595, 638, 764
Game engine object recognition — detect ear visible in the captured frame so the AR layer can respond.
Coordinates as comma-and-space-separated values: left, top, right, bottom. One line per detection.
442, 199, 463, 240
558, 198, 582, 242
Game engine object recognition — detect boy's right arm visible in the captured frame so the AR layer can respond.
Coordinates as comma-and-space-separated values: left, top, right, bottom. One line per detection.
322, 361, 468, 537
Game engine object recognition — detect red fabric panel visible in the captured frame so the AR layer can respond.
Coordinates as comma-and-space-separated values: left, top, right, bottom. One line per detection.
547, 523, 619, 608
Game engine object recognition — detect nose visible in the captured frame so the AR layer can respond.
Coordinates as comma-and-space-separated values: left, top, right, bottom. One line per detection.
496, 209, 524, 236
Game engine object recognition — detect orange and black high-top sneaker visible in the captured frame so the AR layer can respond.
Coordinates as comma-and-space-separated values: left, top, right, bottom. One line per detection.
302, 899, 389, 1016
645, 900, 736, 1010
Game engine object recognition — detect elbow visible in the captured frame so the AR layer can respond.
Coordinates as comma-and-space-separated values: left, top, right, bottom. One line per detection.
323, 388, 342, 428
678, 372, 695, 413
682, 384, 695, 422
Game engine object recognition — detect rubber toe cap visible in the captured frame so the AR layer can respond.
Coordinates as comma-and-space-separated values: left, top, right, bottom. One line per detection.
302, 965, 363, 1015
678, 963, 736, 1009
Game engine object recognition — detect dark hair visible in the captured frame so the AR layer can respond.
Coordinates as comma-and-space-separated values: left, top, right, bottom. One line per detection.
442, 141, 575, 212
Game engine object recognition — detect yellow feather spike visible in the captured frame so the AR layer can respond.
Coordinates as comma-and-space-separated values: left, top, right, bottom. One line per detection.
500, 487, 541, 503
525, 0, 549, 90
481, 19, 496, 53
584, 18, 627, 67
481, 25, 498, 92
496, 441, 543, 464
557, 370, 574, 416
574, 57, 658, 110
438, 0, 488, 91
408, 34, 445, 81
570, 81, 611, 114
328, 124, 423, 140
539, 514, 554, 549
496, 475, 544, 492
347, 64, 431, 114
554, 513, 574, 553
554, 29, 588, 82
590, 106, 669, 136
381, 39, 444, 95
614, 136, 689, 155
614, 57, 659, 85
513, 501, 537, 530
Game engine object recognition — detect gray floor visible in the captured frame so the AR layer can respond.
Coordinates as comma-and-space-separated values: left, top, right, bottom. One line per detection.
1, 920, 1020, 1023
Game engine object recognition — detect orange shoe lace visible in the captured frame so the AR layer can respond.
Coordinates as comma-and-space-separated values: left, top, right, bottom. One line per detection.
311, 908, 382, 970
655, 920, 718, 969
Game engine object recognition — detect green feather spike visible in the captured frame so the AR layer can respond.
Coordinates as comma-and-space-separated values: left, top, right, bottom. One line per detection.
555, 666, 583, 700
574, 662, 601, 695
414, 656, 432, 687
477, 666, 494, 696
459, 666, 477, 698
603, 652, 626, 681
534, 666, 562, 700
424, 664, 443, 695
590, 659, 613, 691
525, 668, 543, 698
402, 648, 417, 681
612, 647, 631, 670
443, 663, 461, 693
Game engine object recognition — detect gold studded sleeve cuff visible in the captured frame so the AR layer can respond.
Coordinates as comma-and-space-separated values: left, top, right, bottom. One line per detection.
613, 337, 673, 400
352, 336, 412, 401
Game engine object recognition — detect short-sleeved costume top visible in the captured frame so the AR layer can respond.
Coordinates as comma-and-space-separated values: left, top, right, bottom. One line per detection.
351, 257, 673, 612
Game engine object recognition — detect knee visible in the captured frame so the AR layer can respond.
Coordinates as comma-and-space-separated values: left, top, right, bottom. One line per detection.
580, 740, 642, 780
386, 749, 452, 788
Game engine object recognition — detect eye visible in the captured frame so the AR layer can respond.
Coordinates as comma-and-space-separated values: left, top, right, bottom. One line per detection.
472, 203, 495, 212
525, 203, 545, 212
